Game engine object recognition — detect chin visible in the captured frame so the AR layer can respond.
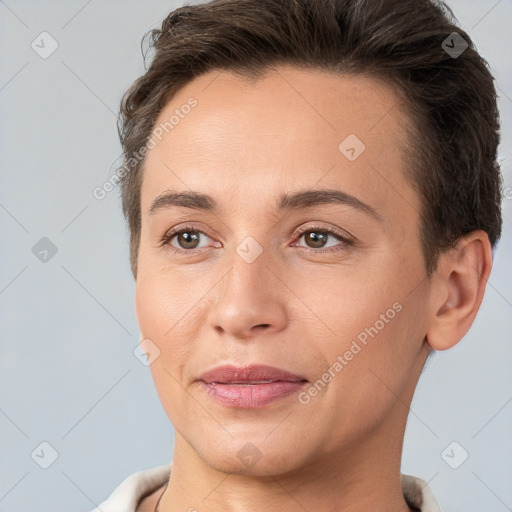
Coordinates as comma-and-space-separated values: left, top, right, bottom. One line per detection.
202, 451, 302, 477
188, 430, 313, 478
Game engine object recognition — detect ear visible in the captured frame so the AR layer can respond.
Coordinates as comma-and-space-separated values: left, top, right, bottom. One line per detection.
426, 231, 493, 351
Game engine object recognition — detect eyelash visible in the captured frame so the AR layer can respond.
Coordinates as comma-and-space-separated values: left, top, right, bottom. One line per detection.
159, 223, 354, 256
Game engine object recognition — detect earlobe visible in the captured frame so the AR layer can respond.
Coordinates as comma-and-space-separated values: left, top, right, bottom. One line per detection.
426, 231, 493, 351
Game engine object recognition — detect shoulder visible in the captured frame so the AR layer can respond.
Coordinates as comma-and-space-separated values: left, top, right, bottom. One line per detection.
89, 464, 172, 512
135, 482, 167, 512
401, 473, 442, 512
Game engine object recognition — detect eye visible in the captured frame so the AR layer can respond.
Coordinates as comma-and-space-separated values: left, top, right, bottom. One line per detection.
160, 224, 214, 254
293, 225, 353, 253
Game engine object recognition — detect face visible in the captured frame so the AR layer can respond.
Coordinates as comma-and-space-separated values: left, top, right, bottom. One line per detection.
135, 66, 433, 476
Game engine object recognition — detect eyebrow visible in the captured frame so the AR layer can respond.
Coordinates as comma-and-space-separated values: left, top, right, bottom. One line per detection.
148, 188, 382, 221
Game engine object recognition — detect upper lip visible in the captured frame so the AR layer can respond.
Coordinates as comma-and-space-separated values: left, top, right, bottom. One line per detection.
199, 364, 308, 384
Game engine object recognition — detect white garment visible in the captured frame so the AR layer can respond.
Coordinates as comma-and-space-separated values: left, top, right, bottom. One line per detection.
91, 464, 441, 512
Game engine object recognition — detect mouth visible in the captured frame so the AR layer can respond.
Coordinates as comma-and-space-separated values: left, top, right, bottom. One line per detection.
198, 364, 309, 408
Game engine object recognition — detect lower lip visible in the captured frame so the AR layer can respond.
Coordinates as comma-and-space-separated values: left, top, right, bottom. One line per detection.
200, 381, 307, 408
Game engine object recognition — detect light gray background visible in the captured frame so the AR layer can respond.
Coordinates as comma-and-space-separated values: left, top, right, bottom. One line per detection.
0, 1, 511, 511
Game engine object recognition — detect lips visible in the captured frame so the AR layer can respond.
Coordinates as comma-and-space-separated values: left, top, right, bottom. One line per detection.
200, 364, 307, 384
199, 364, 308, 408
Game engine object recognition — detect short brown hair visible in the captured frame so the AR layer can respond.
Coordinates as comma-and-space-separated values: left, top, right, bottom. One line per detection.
117, 0, 503, 279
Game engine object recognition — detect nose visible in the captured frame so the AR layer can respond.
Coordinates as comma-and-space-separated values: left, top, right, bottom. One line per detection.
208, 248, 288, 340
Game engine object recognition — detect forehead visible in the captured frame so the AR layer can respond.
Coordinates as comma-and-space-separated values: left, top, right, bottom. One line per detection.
141, 66, 418, 219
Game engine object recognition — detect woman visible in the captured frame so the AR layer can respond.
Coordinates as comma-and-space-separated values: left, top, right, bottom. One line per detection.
92, 0, 502, 510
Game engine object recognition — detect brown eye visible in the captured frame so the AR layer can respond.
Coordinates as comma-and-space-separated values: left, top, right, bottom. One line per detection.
303, 230, 329, 248
294, 225, 352, 254
175, 230, 201, 249
162, 225, 212, 252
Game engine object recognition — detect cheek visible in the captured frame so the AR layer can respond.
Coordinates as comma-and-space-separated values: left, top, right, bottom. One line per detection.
307, 266, 398, 348
300, 323, 413, 453
135, 268, 197, 340
135, 274, 197, 423
303, 269, 425, 433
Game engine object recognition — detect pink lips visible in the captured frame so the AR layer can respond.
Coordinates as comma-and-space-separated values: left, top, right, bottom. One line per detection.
199, 364, 308, 408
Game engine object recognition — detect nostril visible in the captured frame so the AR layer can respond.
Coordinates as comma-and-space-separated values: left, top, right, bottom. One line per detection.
253, 324, 272, 332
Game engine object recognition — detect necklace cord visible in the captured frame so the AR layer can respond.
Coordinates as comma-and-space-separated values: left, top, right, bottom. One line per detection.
154, 482, 169, 512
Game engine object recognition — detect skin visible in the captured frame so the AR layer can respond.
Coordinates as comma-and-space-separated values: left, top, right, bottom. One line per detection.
134, 65, 493, 512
